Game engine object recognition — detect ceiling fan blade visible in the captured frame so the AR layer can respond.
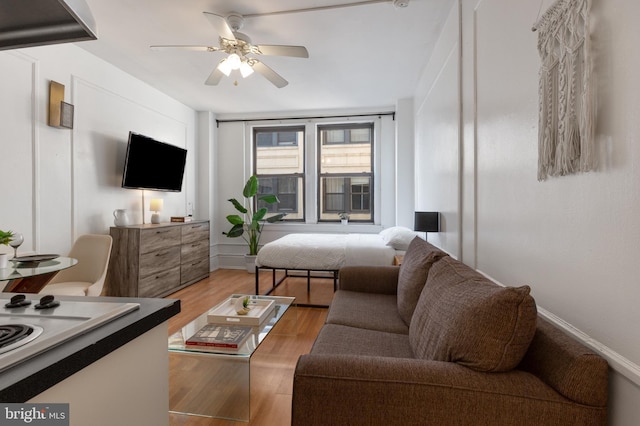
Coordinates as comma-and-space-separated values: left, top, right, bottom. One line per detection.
252, 61, 288, 88
150, 45, 220, 52
205, 67, 225, 86
256, 45, 309, 58
203, 12, 236, 41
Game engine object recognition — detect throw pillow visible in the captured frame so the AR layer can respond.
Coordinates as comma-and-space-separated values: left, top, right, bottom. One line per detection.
379, 226, 419, 250
409, 256, 537, 373
396, 237, 448, 326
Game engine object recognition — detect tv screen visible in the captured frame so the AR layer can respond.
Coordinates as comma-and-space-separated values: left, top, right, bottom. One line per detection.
121, 132, 187, 192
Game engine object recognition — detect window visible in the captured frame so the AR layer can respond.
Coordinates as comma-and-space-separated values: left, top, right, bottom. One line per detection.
256, 130, 298, 147
252, 120, 376, 224
318, 123, 373, 222
254, 127, 305, 220
257, 176, 298, 213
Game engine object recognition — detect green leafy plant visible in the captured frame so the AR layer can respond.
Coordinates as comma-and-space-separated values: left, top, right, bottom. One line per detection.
0, 230, 14, 246
236, 295, 252, 315
223, 175, 286, 256
338, 212, 350, 220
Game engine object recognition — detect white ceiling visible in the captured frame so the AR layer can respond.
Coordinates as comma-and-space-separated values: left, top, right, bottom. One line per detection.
79, 0, 453, 115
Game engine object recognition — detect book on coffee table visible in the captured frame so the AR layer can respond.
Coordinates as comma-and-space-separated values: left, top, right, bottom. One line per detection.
185, 324, 253, 349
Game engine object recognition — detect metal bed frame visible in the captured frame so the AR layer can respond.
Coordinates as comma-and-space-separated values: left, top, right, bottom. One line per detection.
255, 266, 338, 308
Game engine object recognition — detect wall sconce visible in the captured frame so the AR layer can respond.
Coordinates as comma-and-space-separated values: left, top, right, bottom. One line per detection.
48, 81, 74, 129
150, 198, 163, 224
414, 211, 440, 241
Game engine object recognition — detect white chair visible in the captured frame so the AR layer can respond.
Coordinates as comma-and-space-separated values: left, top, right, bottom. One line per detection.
40, 234, 113, 296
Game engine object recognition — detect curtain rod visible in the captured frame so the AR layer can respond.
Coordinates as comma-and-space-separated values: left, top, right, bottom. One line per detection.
215, 112, 395, 127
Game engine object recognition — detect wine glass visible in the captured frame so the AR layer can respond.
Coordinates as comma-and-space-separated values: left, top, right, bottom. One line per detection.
9, 233, 23, 259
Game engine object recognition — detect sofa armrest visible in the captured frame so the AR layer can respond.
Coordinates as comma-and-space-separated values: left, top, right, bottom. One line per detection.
338, 266, 399, 294
292, 354, 607, 426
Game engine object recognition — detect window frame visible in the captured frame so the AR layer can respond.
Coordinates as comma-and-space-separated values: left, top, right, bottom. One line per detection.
317, 122, 374, 223
253, 126, 306, 221
246, 115, 384, 226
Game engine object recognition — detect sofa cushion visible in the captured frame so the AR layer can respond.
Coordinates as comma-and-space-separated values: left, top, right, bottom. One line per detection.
326, 290, 409, 334
409, 256, 537, 372
397, 237, 448, 326
311, 324, 414, 359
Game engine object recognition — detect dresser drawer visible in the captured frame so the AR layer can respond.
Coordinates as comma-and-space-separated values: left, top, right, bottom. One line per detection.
181, 238, 209, 263
181, 222, 210, 244
140, 246, 181, 277
140, 226, 181, 254
181, 257, 209, 285
139, 266, 180, 298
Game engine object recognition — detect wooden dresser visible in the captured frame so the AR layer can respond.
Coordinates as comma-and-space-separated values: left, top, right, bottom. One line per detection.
106, 220, 210, 297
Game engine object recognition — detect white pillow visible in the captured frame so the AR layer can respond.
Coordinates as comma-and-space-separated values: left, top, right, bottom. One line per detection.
379, 226, 419, 250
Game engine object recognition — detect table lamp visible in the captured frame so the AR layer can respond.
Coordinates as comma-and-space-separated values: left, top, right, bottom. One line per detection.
414, 211, 440, 241
150, 198, 163, 224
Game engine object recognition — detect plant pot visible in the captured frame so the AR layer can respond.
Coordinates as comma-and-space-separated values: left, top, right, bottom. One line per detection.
341, 219, 348, 225
244, 254, 257, 273
0, 253, 8, 269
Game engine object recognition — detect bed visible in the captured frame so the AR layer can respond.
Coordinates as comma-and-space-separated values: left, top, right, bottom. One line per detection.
254, 226, 419, 306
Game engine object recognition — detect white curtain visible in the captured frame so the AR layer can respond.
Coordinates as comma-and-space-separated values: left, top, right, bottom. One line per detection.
535, 0, 594, 181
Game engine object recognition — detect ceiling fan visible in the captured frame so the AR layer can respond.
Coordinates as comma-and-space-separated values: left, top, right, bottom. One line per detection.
151, 12, 309, 88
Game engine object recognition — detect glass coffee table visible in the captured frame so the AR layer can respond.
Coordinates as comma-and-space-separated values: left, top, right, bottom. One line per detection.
168, 294, 296, 422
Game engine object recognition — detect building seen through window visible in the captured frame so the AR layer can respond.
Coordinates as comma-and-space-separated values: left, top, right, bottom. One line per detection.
253, 122, 374, 223
318, 123, 373, 222
254, 127, 305, 220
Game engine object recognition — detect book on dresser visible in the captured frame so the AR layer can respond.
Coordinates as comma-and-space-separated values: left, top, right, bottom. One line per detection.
170, 216, 193, 222
185, 324, 253, 349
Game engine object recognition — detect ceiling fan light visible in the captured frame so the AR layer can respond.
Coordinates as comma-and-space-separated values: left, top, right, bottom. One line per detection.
227, 53, 241, 70
240, 61, 254, 78
217, 59, 232, 76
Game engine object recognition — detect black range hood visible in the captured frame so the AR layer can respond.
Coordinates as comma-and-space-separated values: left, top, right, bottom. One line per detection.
0, 0, 97, 50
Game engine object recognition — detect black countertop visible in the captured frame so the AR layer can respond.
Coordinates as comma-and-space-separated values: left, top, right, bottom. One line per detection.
0, 294, 180, 402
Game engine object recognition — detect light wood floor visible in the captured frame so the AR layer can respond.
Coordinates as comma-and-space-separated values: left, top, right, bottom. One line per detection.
166, 269, 333, 426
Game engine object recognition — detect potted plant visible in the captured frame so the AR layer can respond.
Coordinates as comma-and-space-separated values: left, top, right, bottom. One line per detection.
223, 175, 286, 272
0, 230, 14, 268
338, 212, 350, 225
235, 295, 252, 315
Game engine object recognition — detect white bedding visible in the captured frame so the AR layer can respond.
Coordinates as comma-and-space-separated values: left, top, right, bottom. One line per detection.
256, 233, 397, 270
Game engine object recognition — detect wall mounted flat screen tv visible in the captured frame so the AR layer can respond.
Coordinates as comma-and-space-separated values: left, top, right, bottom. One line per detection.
121, 132, 187, 192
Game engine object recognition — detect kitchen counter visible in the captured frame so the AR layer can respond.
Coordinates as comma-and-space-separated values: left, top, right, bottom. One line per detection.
0, 294, 180, 402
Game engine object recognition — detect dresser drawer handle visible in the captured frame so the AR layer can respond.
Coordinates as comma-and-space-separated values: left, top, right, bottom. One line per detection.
155, 251, 170, 257
155, 230, 171, 234
190, 225, 203, 229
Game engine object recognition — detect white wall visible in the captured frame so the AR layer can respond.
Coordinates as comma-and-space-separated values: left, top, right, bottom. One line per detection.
415, 0, 640, 423
0, 44, 198, 257
395, 98, 416, 229
415, 1, 461, 255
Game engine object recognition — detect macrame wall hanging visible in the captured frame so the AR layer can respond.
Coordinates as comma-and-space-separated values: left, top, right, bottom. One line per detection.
533, 0, 594, 181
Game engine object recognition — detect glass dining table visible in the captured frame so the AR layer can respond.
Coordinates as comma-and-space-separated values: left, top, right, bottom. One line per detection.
0, 257, 78, 293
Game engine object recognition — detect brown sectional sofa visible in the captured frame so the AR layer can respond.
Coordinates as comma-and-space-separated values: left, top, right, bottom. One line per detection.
292, 237, 608, 425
